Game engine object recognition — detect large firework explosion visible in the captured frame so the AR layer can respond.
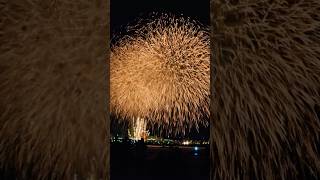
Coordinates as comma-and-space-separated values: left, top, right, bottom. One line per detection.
111, 14, 210, 134
0, 1, 108, 179
210, 0, 320, 179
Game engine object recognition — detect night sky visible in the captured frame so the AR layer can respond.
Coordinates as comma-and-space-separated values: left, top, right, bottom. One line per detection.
110, 0, 210, 140
111, 0, 210, 36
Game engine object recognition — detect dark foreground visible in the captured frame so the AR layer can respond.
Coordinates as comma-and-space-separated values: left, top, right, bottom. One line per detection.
111, 141, 209, 180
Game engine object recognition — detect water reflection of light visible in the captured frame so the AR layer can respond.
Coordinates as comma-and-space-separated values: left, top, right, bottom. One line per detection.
194, 152, 199, 156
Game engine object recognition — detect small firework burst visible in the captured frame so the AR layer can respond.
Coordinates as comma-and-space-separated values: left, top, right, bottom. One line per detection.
131, 117, 149, 140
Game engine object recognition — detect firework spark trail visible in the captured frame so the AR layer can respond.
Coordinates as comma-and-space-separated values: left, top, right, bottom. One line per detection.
111, 15, 210, 134
211, 0, 320, 179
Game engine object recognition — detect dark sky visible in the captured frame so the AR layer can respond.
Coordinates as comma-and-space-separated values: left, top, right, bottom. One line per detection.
110, 0, 210, 139
111, 0, 210, 35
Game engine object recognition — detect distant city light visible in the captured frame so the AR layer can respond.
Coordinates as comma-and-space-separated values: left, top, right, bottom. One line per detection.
182, 141, 190, 145
111, 136, 209, 145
